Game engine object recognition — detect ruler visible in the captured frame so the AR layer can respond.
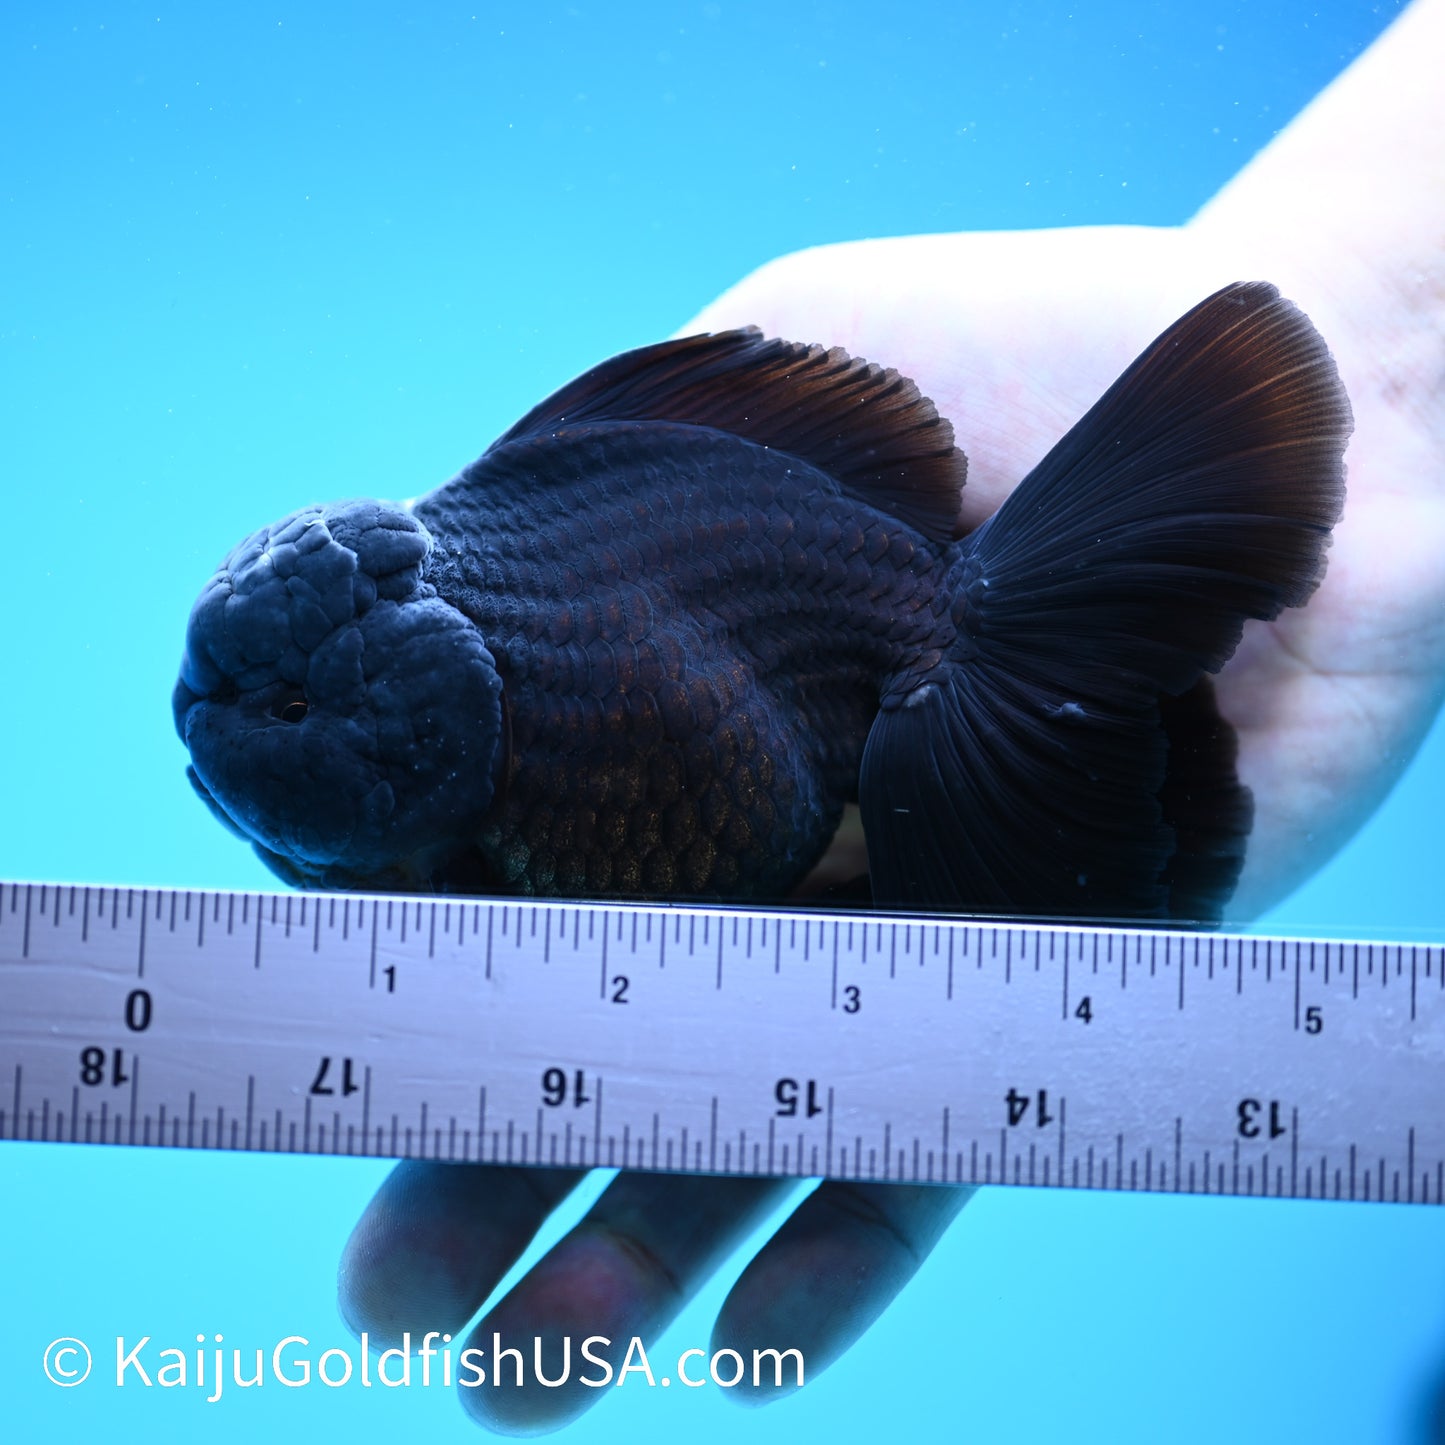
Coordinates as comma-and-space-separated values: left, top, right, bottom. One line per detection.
2, 880, 1441, 1205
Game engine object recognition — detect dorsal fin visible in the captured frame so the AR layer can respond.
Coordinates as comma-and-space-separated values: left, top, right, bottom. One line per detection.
486, 328, 968, 541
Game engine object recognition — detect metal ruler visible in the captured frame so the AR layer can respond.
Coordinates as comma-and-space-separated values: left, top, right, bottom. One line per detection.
2, 879, 1441, 1205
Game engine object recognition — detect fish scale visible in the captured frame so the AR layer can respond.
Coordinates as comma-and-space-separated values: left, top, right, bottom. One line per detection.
421, 426, 949, 898
172, 283, 1348, 922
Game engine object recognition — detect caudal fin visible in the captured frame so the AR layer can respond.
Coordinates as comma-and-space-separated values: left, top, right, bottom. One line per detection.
859, 282, 1350, 924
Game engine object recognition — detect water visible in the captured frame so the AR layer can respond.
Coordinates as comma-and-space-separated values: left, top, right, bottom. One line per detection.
5, 2, 1443, 1440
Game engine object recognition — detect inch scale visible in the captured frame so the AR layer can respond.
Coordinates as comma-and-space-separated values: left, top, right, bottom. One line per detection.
1, 879, 1441, 1205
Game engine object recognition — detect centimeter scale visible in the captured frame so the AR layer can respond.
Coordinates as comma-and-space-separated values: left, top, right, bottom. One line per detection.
1, 879, 1441, 1206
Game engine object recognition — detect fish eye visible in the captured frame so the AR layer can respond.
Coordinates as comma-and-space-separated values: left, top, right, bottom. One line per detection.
274, 698, 309, 724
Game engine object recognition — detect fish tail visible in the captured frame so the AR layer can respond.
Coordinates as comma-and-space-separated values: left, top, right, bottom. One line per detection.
859, 281, 1351, 924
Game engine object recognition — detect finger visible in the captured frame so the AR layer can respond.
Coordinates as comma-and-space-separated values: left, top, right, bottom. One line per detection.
712, 1180, 977, 1404
338, 1160, 586, 1344
793, 803, 870, 899
459, 1170, 796, 1434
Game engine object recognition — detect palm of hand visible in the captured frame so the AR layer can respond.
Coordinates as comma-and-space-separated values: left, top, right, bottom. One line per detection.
340, 223, 1445, 1436
686, 222, 1445, 920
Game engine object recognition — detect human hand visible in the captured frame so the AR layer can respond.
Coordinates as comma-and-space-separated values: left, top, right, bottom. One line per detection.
337, 2, 1445, 1432
684, 3, 1445, 922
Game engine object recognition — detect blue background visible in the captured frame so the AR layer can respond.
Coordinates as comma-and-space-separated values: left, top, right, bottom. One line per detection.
4, 2, 1444, 1441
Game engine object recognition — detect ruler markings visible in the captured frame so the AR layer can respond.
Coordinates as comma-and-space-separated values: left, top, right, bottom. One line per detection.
2, 881, 1441, 1205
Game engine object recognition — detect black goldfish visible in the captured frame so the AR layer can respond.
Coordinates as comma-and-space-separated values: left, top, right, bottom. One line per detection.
172, 282, 1349, 923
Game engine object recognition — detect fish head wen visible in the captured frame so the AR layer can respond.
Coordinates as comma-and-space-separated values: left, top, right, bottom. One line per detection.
171, 500, 506, 889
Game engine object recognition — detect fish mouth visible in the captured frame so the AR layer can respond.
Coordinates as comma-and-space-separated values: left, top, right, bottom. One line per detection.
184, 764, 253, 843
172, 677, 202, 742
184, 762, 486, 895
183, 761, 339, 883
174, 683, 256, 846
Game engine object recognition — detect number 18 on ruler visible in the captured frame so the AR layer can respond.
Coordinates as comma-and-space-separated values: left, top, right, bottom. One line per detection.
1, 883, 1441, 1205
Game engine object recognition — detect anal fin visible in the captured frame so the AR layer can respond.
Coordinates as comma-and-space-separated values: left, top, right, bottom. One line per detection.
860, 663, 1181, 920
